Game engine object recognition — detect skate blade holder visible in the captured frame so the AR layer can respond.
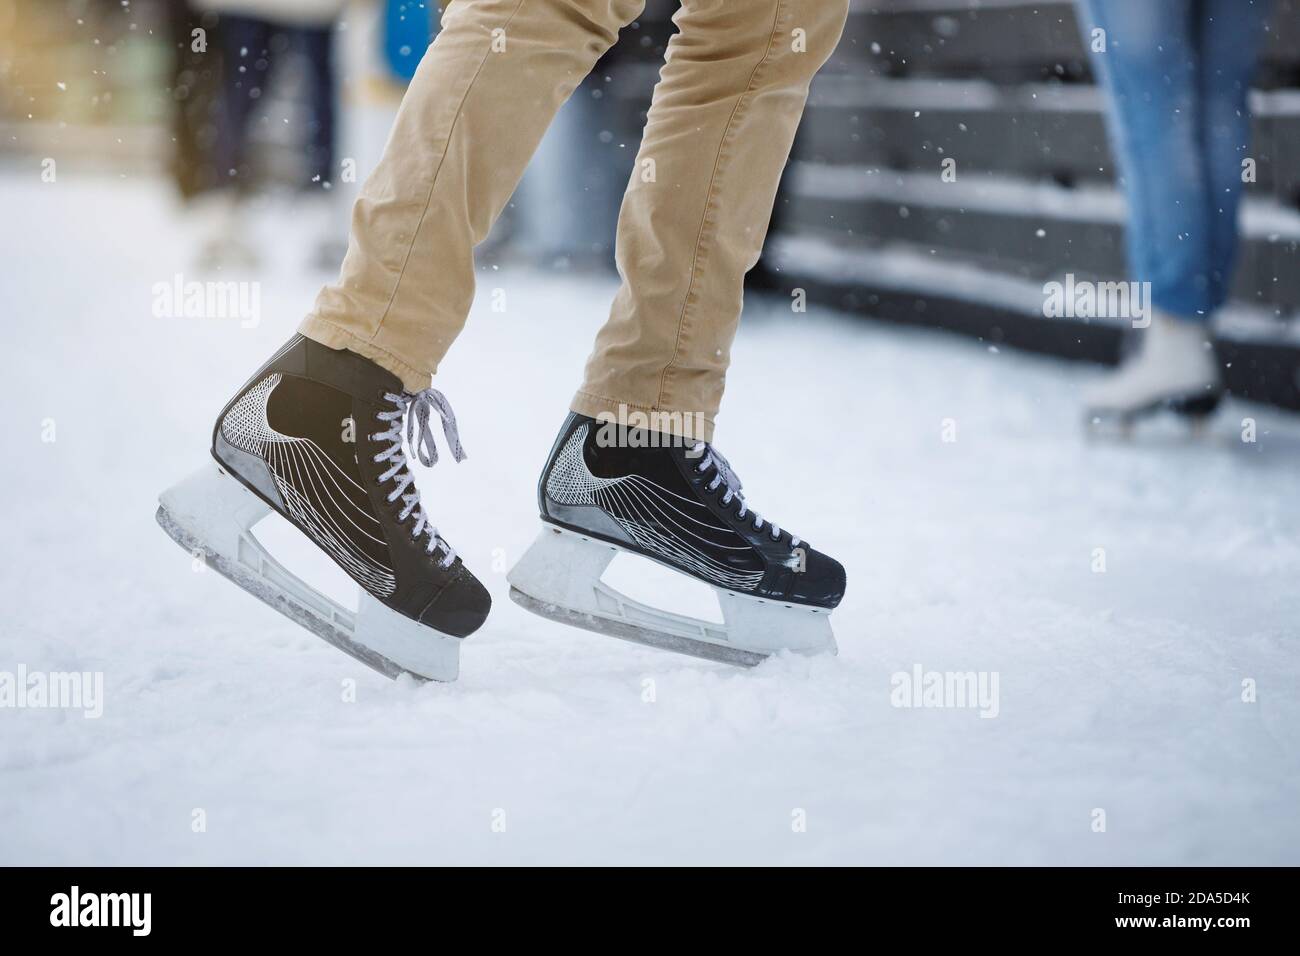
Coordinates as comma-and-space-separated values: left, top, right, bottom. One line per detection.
507, 524, 837, 667
156, 464, 461, 682
1084, 390, 1223, 440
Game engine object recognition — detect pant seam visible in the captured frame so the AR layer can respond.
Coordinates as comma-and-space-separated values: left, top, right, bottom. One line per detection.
368, 0, 528, 345
652, 0, 788, 410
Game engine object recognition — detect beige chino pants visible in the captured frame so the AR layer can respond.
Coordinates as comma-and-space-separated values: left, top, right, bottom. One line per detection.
300, 0, 849, 440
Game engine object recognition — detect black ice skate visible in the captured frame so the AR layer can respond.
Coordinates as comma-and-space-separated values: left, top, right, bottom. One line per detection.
507, 413, 845, 666
156, 335, 489, 682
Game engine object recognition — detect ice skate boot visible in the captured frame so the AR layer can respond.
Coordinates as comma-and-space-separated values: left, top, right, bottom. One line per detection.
508, 414, 845, 666
156, 334, 489, 682
1084, 313, 1223, 432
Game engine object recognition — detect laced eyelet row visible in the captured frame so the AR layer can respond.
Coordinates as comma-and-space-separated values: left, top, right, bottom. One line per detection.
691, 442, 798, 546
371, 388, 466, 569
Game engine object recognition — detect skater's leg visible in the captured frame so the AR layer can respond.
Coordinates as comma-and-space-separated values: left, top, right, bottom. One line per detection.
300, 0, 646, 392
1197, 0, 1271, 311
164, 4, 655, 680
515, 0, 851, 661
571, 0, 850, 441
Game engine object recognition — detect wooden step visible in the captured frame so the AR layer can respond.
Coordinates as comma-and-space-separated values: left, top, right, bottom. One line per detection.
761, 231, 1300, 409
835, 0, 1300, 85
799, 75, 1300, 201
780, 163, 1300, 309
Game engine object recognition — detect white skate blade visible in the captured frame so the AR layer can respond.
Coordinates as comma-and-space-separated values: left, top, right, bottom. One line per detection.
156, 463, 460, 682
507, 524, 837, 667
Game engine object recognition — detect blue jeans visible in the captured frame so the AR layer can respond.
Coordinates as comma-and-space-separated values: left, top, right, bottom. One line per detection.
1078, 0, 1271, 321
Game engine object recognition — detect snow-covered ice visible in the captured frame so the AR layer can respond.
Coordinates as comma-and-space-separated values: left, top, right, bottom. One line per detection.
2, 173, 1298, 865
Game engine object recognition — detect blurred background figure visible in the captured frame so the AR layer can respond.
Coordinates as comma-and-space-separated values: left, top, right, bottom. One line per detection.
1076, 0, 1274, 427
189, 0, 348, 270
166, 0, 223, 201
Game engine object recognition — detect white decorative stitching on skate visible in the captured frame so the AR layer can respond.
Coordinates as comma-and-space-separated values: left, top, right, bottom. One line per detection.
222, 373, 397, 597
547, 427, 764, 592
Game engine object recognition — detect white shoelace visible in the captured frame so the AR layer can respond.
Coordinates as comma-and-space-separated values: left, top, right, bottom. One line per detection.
372, 388, 465, 568
691, 442, 799, 545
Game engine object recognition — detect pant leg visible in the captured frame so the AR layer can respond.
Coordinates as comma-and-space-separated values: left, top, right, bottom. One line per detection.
571, 0, 850, 441
301, 0, 645, 392
169, 0, 221, 198
1080, 0, 1214, 321
216, 15, 275, 190
1197, 0, 1272, 311
296, 23, 337, 192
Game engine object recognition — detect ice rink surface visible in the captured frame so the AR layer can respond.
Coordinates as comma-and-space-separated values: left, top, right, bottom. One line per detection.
3, 174, 1299, 865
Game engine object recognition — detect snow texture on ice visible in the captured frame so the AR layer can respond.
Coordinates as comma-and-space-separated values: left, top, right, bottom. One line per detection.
1, 174, 1298, 865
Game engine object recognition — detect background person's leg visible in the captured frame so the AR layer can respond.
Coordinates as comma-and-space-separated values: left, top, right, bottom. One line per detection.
194, 15, 273, 268
296, 21, 349, 270
572, 0, 851, 441
216, 14, 275, 190
301, 0, 646, 393
297, 23, 337, 192
1198, 0, 1272, 312
1078, 0, 1233, 422
1081, 0, 1210, 320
